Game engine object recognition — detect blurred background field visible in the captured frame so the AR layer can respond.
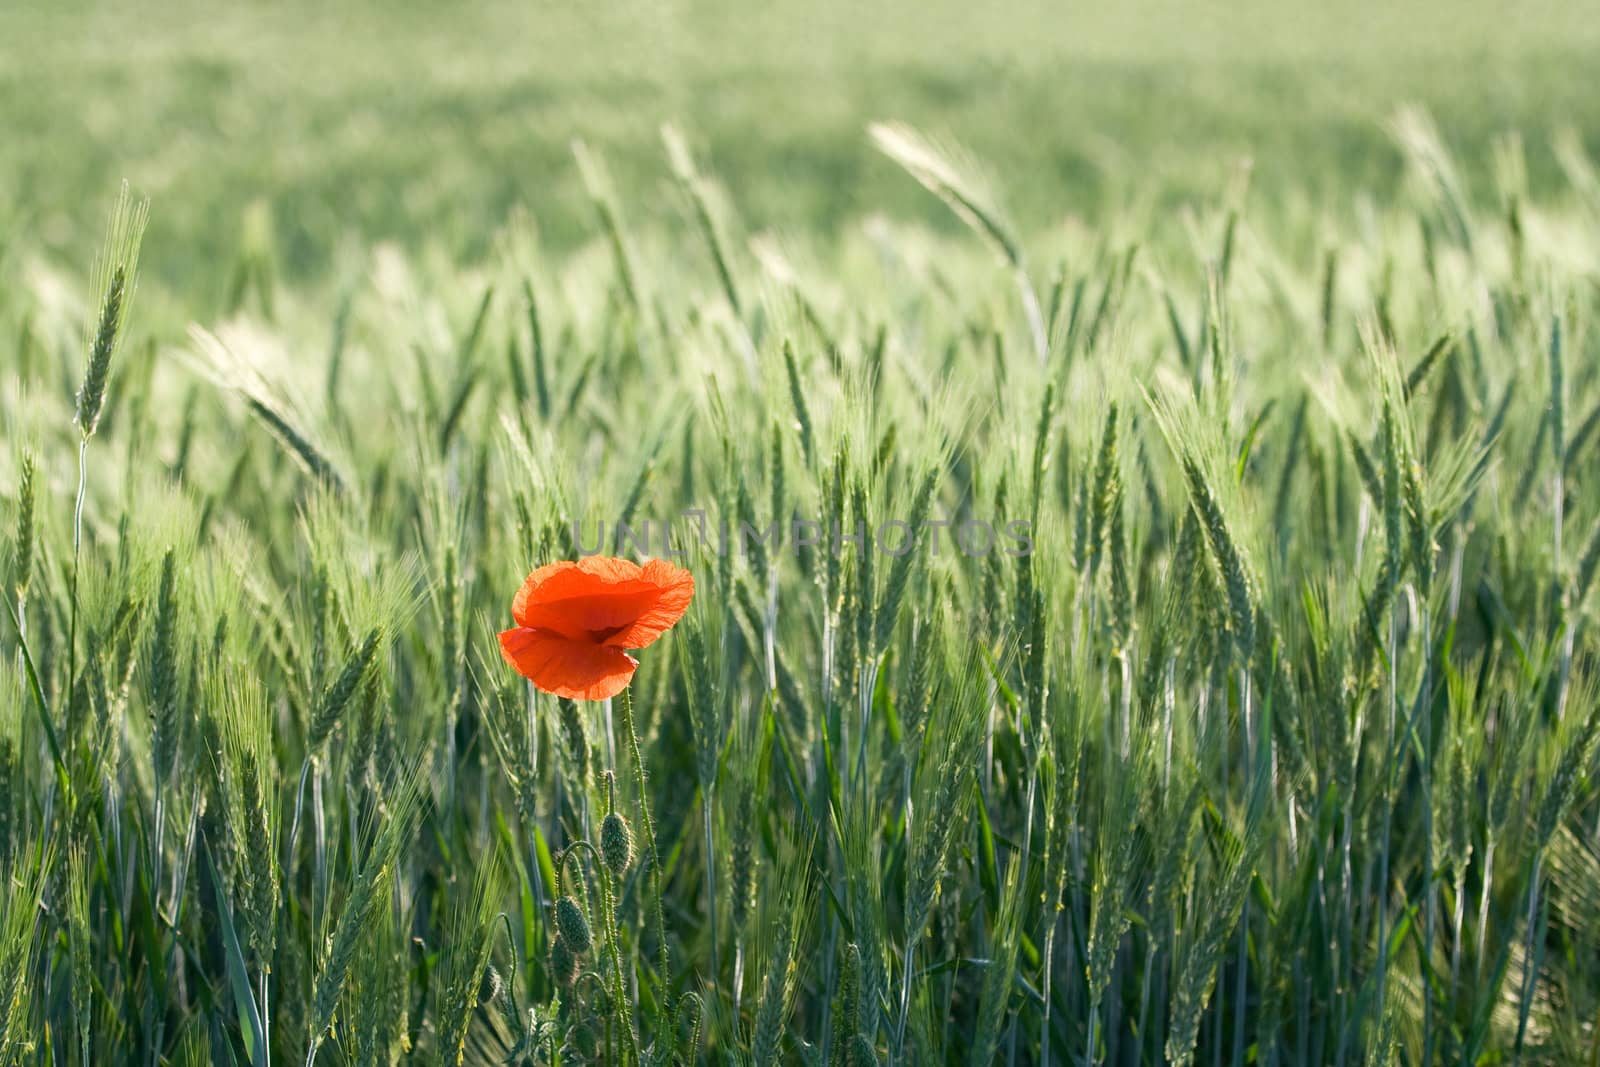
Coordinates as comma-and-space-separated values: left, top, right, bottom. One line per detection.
7, 4, 1600, 1065
4, 0, 1599, 298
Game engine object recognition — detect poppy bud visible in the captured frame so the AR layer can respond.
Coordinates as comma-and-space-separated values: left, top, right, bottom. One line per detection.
601, 811, 634, 879
850, 1034, 879, 1066
550, 936, 580, 987
554, 896, 592, 954
479, 964, 504, 1006
571, 1021, 599, 1059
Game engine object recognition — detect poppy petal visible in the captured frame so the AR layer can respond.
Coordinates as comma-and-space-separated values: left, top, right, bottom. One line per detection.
511, 560, 634, 629
601, 559, 695, 648
525, 557, 646, 607
517, 586, 660, 642
510, 557, 694, 646
498, 626, 638, 701
510, 560, 577, 627
514, 556, 647, 611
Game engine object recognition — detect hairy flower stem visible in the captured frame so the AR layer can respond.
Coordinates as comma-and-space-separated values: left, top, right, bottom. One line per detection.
602, 865, 641, 1063
617, 685, 669, 1021
565, 842, 639, 1064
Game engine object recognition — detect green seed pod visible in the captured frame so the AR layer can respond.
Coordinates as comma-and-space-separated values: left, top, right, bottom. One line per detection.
601, 811, 634, 879
550, 936, 580, 987
554, 896, 592, 954
849, 1033, 878, 1066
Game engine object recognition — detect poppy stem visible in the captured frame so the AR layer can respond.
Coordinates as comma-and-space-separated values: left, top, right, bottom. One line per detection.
564, 840, 640, 1062
617, 685, 670, 1025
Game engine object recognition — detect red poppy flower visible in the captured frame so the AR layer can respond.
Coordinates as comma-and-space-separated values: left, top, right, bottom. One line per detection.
498, 556, 694, 701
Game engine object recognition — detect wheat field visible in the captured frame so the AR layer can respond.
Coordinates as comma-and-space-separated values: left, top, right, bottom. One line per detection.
3, 4, 1600, 1065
